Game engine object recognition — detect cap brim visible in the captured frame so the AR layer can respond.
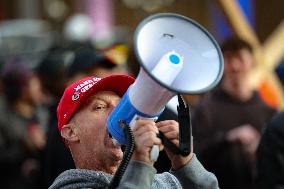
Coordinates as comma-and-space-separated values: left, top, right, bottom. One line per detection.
90, 74, 135, 97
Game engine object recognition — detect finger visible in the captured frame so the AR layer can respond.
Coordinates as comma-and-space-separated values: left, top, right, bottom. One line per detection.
132, 120, 156, 131
162, 130, 179, 140
133, 125, 159, 138
156, 120, 178, 127
169, 139, 179, 146
134, 127, 158, 140
159, 144, 164, 151
158, 123, 178, 134
135, 131, 162, 148
133, 119, 156, 132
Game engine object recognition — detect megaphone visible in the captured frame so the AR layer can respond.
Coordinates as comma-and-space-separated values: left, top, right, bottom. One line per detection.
107, 13, 223, 161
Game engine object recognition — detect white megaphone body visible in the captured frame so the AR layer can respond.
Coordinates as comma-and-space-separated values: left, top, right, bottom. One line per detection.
106, 13, 224, 161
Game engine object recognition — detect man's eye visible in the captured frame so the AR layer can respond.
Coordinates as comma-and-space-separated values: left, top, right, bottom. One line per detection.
94, 105, 106, 110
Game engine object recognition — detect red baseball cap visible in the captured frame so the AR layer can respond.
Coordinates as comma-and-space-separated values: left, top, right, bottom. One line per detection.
57, 74, 135, 132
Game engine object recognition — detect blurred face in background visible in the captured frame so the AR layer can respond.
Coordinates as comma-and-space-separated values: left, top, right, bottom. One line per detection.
223, 48, 254, 86
24, 75, 45, 106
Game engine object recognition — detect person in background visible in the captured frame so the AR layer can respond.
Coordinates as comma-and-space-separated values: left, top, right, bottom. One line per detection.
36, 46, 76, 187
66, 44, 128, 85
0, 60, 48, 188
49, 74, 219, 189
256, 112, 284, 189
192, 37, 276, 189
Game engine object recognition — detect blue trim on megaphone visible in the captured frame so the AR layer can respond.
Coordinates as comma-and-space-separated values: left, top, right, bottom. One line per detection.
107, 88, 163, 145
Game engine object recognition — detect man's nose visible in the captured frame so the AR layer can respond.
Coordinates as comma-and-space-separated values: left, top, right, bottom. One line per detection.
230, 59, 243, 71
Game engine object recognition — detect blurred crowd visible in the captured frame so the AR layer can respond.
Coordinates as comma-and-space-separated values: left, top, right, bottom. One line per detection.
0, 14, 283, 189
0, 39, 129, 188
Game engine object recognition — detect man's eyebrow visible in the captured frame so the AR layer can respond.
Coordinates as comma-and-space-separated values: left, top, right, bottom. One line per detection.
92, 95, 120, 103
92, 96, 110, 102
92, 97, 105, 101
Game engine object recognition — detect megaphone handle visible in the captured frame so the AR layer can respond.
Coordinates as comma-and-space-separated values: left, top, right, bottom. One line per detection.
150, 145, 160, 162
129, 115, 160, 162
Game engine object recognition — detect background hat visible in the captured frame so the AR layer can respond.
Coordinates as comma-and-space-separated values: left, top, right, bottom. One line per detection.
57, 74, 135, 131
36, 46, 74, 97
66, 46, 116, 77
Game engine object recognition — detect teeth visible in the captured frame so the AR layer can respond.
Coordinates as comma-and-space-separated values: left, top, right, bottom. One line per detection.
107, 131, 121, 147
111, 138, 121, 147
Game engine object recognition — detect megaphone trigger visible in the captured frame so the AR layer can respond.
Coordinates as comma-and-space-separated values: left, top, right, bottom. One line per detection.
150, 145, 160, 162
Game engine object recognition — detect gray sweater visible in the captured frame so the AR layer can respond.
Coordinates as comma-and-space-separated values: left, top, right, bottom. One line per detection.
49, 154, 219, 189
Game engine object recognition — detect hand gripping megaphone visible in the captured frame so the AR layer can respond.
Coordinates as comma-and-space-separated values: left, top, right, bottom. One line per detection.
107, 13, 223, 161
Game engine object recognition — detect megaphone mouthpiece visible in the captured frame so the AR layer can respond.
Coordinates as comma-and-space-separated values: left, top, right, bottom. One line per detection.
151, 51, 183, 85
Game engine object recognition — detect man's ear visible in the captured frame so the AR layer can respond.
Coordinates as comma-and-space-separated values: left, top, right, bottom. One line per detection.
61, 124, 79, 143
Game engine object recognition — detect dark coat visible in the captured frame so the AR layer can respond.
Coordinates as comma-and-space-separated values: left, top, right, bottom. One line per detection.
256, 112, 284, 189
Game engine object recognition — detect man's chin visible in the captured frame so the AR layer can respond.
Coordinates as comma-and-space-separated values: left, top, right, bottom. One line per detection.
110, 150, 123, 162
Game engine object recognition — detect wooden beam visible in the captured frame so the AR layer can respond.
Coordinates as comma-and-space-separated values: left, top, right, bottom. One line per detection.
262, 20, 284, 69
216, 0, 284, 110
216, 0, 260, 48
